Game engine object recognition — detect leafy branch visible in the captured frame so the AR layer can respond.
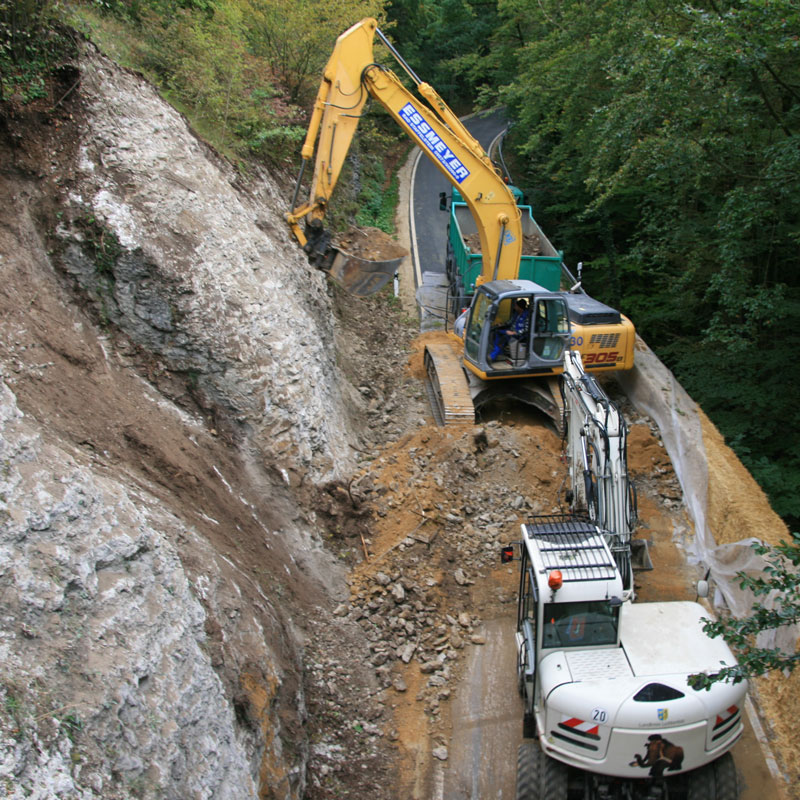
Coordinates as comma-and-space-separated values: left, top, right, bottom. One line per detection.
689, 533, 800, 690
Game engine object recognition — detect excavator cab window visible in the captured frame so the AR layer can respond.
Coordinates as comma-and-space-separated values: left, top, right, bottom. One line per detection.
532, 298, 569, 361
541, 600, 619, 648
494, 297, 516, 328
464, 291, 492, 361
520, 567, 538, 627
484, 295, 533, 363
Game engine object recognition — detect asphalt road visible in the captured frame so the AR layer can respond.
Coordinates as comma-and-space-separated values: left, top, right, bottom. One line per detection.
410, 109, 509, 287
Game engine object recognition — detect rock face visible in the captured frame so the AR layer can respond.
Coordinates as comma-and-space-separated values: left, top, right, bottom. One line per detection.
0, 381, 257, 798
0, 43, 411, 800
61, 47, 358, 487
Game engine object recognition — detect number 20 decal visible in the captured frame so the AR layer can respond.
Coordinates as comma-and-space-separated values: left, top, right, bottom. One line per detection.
592, 708, 608, 724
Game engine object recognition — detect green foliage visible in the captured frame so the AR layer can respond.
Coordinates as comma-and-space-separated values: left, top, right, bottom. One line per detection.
467, 0, 800, 528
76, 214, 122, 276
354, 158, 400, 233
0, 0, 73, 103
386, 0, 503, 107
689, 533, 800, 690
244, 0, 387, 104
67, 0, 388, 163
61, 712, 83, 744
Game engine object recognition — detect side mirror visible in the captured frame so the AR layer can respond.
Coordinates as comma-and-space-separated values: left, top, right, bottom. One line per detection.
501, 545, 515, 564
439, 191, 448, 211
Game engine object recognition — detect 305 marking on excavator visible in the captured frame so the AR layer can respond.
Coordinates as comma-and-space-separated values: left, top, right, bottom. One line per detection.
582, 351, 620, 365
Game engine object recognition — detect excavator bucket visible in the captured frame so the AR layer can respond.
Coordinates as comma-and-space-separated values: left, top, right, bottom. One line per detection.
327, 248, 403, 296
301, 223, 406, 296
327, 227, 407, 296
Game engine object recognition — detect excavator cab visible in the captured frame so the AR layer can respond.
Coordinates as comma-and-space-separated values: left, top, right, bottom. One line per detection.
462, 280, 569, 376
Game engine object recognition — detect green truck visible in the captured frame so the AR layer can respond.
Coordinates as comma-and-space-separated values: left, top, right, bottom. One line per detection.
443, 187, 566, 313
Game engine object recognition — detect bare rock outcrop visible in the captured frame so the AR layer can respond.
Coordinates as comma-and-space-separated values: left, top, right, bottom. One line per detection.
59, 46, 358, 486
0, 380, 259, 798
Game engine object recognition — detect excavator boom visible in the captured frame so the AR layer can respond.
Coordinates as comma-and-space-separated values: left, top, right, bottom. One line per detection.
287, 18, 522, 295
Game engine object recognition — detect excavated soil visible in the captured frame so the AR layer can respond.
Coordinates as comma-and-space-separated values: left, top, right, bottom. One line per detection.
335, 226, 408, 260
463, 231, 542, 255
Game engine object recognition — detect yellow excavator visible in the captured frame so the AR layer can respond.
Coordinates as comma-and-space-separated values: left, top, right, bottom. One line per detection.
287, 18, 635, 427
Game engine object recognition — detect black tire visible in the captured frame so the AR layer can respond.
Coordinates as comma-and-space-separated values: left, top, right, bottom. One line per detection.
523, 710, 537, 739
687, 762, 716, 800
451, 275, 465, 318
540, 753, 568, 800
445, 233, 455, 282
713, 753, 739, 800
516, 741, 541, 800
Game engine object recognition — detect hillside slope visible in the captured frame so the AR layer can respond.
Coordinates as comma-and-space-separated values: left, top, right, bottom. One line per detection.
0, 42, 421, 799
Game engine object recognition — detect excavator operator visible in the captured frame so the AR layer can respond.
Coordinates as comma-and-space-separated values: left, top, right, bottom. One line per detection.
489, 298, 529, 362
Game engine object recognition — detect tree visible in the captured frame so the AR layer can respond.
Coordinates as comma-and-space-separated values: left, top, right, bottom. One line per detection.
469, 0, 800, 529
0, 0, 72, 104
689, 533, 800, 690
385, 0, 503, 107
243, 0, 388, 104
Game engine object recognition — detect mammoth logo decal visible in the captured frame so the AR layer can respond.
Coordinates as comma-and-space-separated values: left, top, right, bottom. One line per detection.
629, 734, 684, 778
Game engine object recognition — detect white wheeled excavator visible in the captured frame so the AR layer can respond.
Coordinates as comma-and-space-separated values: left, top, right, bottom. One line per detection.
287, 18, 635, 429
499, 353, 743, 800
504, 516, 746, 800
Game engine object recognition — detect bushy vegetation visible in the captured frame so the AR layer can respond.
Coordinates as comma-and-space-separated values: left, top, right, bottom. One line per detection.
63, 0, 388, 163
0, 1, 75, 103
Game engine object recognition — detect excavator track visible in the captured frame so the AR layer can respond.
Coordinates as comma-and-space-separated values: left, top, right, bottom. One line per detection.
424, 343, 475, 426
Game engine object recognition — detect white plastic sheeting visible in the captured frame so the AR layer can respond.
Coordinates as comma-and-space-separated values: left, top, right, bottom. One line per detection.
617, 337, 797, 657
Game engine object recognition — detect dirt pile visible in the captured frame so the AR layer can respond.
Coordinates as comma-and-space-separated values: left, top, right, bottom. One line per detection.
335, 226, 408, 260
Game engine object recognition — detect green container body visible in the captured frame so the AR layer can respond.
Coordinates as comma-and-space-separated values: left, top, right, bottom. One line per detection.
448, 200, 562, 295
